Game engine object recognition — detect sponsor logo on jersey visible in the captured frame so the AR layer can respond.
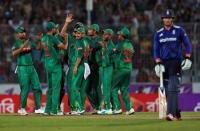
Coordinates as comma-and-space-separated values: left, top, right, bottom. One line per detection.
159, 37, 177, 43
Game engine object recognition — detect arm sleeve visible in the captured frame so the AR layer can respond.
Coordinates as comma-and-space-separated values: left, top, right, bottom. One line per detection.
180, 28, 192, 55
53, 36, 62, 46
153, 32, 160, 60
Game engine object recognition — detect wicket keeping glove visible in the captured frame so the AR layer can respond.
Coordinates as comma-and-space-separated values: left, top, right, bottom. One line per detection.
154, 62, 165, 77
181, 57, 192, 70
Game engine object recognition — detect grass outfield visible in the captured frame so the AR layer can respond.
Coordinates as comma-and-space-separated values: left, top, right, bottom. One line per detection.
0, 112, 200, 131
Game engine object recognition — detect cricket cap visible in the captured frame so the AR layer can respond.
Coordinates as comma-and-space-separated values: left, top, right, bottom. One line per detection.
15, 26, 26, 33
103, 28, 114, 35
117, 27, 130, 37
47, 22, 57, 31
88, 24, 100, 32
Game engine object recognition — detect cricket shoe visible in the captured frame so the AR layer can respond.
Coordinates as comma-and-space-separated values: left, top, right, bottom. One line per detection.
97, 109, 106, 115
77, 110, 85, 115
18, 108, 28, 116
97, 109, 113, 115
70, 111, 81, 115
50, 112, 64, 116
104, 109, 113, 115
125, 108, 135, 115
113, 109, 122, 115
175, 110, 182, 121
17, 109, 22, 114
43, 112, 50, 116
57, 111, 65, 116
34, 108, 44, 114
166, 114, 175, 121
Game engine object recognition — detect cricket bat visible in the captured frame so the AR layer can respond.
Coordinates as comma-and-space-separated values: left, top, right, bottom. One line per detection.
158, 71, 167, 119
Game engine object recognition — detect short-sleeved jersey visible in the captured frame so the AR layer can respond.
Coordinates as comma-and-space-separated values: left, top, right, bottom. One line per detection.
99, 40, 115, 67
12, 39, 36, 66
41, 34, 62, 67
67, 35, 84, 66
115, 39, 134, 70
82, 36, 91, 62
55, 34, 67, 61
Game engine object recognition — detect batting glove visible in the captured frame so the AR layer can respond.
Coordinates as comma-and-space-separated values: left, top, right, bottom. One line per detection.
154, 62, 165, 77
181, 57, 192, 70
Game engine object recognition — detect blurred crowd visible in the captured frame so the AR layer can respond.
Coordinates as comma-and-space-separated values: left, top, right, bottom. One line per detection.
0, 0, 200, 83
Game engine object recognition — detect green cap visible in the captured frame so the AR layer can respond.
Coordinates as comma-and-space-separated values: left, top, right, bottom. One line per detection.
117, 27, 130, 37
89, 24, 100, 32
103, 29, 114, 35
15, 26, 26, 33
47, 22, 56, 31
75, 27, 85, 33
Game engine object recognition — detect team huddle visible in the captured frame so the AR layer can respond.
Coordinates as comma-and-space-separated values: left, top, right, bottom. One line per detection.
12, 14, 135, 116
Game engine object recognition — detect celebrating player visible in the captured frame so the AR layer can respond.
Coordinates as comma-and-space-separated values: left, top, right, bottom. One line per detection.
12, 26, 43, 115
97, 29, 115, 115
41, 22, 68, 115
111, 27, 135, 115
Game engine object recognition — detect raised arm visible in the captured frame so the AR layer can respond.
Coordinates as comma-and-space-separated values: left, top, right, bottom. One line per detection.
60, 14, 73, 35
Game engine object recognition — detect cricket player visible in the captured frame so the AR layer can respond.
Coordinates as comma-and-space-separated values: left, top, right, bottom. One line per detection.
41, 22, 68, 115
54, 26, 68, 115
97, 29, 114, 115
111, 27, 135, 115
54, 16, 73, 114
12, 26, 43, 115
153, 9, 192, 121
86, 24, 102, 113
69, 26, 86, 114
61, 20, 85, 114
79, 27, 92, 113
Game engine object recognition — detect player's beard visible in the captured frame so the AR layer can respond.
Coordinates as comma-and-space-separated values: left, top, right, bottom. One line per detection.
103, 37, 109, 42
53, 32, 57, 35
20, 34, 27, 40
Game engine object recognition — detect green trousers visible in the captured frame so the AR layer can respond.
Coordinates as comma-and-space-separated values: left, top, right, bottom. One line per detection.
70, 64, 84, 111
45, 65, 62, 114
17, 65, 42, 109
79, 77, 89, 111
67, 65, 73, 110
67, 64, 87, 111
99, 66, 113, 109
111, 68, 132, 111
58, 68, 66, 111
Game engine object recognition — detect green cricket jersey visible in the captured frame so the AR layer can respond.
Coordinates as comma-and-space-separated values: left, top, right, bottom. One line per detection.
115, 39, 134, 70
82, 36, 91, 62
41, 34, 62, 68
12, 39, 37, 66
55, 34, 67, 62
67, 35, 84, 66
100, 40, 115, 67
